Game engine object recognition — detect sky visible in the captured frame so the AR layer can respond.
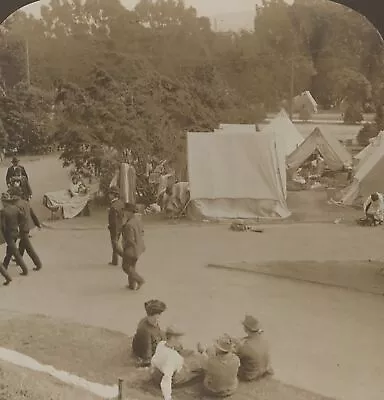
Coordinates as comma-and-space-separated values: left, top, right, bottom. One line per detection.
21, 0, 293, 18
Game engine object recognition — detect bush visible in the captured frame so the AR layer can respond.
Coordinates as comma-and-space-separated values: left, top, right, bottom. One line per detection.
357, 123, 379, 146
343, 104, 363, 124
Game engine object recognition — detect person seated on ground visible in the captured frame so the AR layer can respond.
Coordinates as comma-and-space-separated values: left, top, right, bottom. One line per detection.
363, 192, 384, 225
232, 315, 273, 382
132, 300, 167, 367
202, 336, 240, 398
151, 326, 207, 400
69, 175, 87, 197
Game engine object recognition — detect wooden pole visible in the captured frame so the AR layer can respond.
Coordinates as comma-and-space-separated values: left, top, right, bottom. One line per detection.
289, 57, 294, 121
117, 378, 123, 399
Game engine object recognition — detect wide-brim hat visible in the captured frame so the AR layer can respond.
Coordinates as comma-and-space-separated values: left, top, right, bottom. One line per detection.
214, 337, 233, 353
108, 186, 120, 196
165, 326, 185, 337
11, 156, 19, 163
144, 300, 167, 316
242, 315, 262, 332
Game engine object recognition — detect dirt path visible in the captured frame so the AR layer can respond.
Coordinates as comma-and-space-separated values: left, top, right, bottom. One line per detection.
0, 220, 383, 400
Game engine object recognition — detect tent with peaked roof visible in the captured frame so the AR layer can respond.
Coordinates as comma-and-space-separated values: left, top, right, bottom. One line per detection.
354, 131, 384, 162
286, 127, 352, 171
267, 109, 304, 156
340, 133, 384, 205
217, 110, 303, 158
187, 129, 290, 220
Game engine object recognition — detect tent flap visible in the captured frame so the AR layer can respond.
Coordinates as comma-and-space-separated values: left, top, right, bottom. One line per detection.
287, 127, 352, 171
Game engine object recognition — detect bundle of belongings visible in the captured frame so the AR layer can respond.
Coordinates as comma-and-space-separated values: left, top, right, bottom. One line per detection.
230, 220, 264, 233
158, 181, 190, 219
43, 175, 93, 219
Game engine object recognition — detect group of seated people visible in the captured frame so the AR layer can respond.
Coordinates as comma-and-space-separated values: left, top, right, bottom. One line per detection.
131, 300, 273, 399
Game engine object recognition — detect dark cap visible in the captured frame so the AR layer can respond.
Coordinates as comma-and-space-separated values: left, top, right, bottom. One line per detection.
144, 300, 167, 316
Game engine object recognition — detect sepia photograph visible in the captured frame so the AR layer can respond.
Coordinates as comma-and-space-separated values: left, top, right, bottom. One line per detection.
0, 0, 382, 399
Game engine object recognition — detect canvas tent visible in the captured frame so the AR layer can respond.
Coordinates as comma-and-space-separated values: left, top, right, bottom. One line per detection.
187, 130, 290, 220
267, 109, 304, 156
340, 133, 384, 205
293, 91, 318, 114
286, 127, 352, 171
217, 110, 303, 158
354, 131, 384, 162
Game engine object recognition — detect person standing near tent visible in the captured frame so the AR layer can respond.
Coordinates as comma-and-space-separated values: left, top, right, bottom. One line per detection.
107, 186, 124, 266
363, 192, 384, 225
117, 202, 146, 290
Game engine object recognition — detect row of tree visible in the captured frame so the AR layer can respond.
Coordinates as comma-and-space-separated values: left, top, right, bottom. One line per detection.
0, 0, 383, 166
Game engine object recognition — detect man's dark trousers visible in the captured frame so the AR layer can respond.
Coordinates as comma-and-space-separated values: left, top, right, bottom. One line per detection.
19, 234, 42, 270
109, 230, 121, 265
3, 236, 28, 275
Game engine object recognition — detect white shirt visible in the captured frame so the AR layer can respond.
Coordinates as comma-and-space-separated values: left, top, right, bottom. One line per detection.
151, 341, 184, 400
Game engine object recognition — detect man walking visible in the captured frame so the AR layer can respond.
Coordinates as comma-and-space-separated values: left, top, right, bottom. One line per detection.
0, 192, 28, 276
117, 202, 145, 290
107, 186, 124, 266
11, 187, 42, 271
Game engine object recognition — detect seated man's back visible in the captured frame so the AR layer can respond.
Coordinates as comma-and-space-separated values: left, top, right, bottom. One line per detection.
237, 334, 270, 381
203, 337, 240, 398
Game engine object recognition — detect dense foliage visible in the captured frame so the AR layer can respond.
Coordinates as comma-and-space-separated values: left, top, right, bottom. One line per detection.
0, 0, 383, 164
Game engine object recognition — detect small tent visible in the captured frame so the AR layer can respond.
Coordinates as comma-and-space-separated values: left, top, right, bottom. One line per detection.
293, 91, 318, 114
354, 131, 384, 163
286, 127, 352, 171
187, 130, 290, 220
340, 134, 384, 205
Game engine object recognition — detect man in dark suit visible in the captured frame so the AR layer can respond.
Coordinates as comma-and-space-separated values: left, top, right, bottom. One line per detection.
6, 157, 32, 200
10, 187, 42, 271
117, 202, 146, 290
107, 186, 124, 266
1, 192, 28, 276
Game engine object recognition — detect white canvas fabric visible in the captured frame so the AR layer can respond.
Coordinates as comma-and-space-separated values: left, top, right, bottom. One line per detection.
286, 127, 352, 171
354, 131, 384, 162
187, 130, 290, 220
266, 109, 304, 156
340, 136, 384, 205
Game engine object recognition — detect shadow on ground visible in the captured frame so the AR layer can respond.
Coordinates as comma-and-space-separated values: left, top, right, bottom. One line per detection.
0, 313, 336, 400
207, 260, 384, 296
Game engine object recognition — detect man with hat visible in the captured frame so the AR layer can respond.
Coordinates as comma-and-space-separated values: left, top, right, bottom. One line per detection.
151, 325, 207, 400
107, 186, 124, 266
6, 157, 31, 200
117, 202, 145, 290
203, 336, 240, 397
0, 192, 28, 276
233, 315, 273, 382
132, 299, 167, 366
10, 187, 42, 271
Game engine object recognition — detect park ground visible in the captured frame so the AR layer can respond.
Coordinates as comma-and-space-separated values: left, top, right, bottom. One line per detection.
0, 153, 383, 400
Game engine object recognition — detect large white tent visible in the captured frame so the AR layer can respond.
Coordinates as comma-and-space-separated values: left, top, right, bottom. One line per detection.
340, 133, 384, 205
217, 109, 303, 158
187, 129, 290, 220
286, 127, 352, 171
